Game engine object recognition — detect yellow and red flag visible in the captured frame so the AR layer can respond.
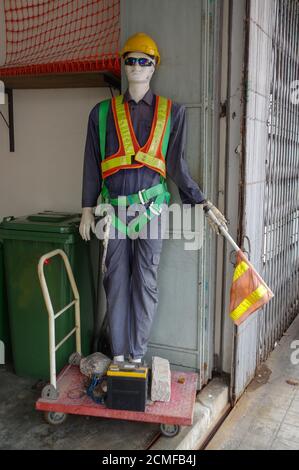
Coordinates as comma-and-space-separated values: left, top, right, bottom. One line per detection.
229, 249, 274, 326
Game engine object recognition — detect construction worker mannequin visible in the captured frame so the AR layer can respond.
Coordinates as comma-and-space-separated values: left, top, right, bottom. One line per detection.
79, 50, 156, 241
79, 33, 228, 364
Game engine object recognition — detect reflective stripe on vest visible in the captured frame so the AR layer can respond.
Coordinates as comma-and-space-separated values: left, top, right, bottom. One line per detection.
101, 95, 172, 179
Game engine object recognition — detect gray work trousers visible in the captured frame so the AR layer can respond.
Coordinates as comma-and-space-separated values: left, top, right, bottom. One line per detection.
102, 207, 165, 359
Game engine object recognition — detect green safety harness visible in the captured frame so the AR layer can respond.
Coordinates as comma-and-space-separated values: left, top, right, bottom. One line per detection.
98, 99, 171, 237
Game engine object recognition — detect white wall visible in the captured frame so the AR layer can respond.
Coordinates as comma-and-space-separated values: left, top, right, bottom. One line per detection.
0, 87, 110, 221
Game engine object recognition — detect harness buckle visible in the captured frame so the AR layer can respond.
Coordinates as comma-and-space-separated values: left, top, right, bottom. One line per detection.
149, 202, 162, 216
138, 189, 147, 205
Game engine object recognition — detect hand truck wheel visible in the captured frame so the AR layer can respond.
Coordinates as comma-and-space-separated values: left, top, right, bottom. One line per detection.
43, 411, 67, 425
160, 423, 181, 437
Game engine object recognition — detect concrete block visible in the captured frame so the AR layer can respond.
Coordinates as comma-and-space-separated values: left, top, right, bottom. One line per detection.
151, 356, 171, 402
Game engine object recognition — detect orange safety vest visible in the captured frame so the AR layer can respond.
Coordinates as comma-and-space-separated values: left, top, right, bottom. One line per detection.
100, 94, 172, 180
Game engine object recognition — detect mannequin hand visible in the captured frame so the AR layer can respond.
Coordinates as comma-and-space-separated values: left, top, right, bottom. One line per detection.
202, 200, 228, 235
79, 207, 96, 241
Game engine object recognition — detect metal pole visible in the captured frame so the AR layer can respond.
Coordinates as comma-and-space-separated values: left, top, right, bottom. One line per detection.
205, 209, 240, 252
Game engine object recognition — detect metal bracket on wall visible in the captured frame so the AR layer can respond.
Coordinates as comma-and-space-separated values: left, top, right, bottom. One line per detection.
0, 88, 15, 152
103, 73, 121, 93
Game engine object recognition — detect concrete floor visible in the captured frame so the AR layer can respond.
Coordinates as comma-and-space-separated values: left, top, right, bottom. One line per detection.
0, 365, 160, 450
3, 312, 299, 451
206, 314, 299, 450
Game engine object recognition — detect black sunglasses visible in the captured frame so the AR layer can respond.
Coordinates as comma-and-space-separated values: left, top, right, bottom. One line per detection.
124, 57, 155, 67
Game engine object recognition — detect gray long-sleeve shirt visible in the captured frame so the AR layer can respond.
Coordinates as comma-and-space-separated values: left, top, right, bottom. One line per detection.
81, 88, 206, 207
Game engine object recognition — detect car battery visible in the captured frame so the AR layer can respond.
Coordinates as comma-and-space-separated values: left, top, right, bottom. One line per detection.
106, 362, 149, 412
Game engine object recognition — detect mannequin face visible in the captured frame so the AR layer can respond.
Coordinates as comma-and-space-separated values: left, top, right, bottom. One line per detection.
124, 51, 156, 85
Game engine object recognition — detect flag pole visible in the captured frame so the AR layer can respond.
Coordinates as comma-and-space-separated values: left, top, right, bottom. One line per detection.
205, 208, 240, 252
206, 208, 274, 294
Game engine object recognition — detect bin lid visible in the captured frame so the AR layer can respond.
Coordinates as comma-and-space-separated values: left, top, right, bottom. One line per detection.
0, 211, 82, 233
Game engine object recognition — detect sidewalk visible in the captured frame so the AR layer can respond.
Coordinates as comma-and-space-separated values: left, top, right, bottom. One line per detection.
206, 314, 299, 450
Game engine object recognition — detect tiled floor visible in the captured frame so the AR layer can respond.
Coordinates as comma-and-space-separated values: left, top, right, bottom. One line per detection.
206, 315, 299, 450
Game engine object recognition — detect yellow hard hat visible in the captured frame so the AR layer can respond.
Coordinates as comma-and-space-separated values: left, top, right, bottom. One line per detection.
119, 32, 161, 65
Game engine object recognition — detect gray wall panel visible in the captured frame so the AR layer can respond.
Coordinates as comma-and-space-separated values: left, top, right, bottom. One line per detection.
121, 0, 221, 386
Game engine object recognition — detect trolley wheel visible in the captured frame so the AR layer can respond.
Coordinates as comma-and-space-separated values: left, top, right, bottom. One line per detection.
160, 423, 181, 438
43, 411, 67, 426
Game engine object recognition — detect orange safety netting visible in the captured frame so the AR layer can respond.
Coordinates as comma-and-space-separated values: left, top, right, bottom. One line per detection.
0, 0, 120, 77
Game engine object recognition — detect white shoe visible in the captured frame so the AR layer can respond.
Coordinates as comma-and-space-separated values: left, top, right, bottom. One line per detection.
129, 355, 146, 366
113, 355, 124, 364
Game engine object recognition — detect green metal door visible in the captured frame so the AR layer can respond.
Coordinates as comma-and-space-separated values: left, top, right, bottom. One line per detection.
120, 0, 222, 387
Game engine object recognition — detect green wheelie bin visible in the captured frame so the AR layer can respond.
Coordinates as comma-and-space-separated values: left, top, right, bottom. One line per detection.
0, 211, 94, 380
0, 239, 11, 364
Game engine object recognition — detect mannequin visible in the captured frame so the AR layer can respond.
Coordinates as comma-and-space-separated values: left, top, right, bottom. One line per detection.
80, 33, 227, 365
79, 50, 155, 242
